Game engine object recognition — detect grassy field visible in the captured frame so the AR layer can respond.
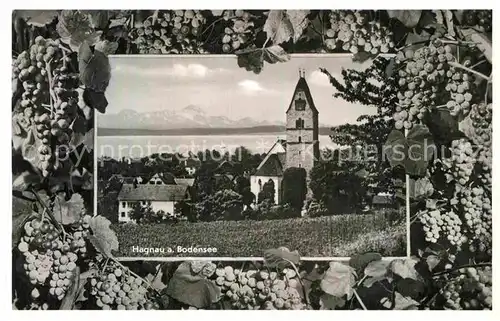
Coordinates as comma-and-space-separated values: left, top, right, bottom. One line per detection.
112, 211, 407, 257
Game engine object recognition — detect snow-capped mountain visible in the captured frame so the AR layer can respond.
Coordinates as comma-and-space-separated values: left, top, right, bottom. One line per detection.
97, 105, 282, 129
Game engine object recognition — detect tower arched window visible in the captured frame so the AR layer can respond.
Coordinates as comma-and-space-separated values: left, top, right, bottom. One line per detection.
258, 179, 262, 191
295, 118, 305, 129
298, 136, 302, 143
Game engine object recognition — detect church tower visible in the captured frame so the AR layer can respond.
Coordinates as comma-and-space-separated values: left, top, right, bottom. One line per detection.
285, 69, 319, 176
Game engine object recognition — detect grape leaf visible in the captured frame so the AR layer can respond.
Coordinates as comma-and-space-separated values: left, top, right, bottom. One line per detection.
236, 45, 290, 74
13, 10, 59, 27
263, 10, 310, 45
404, 32, 430, 52
352, 51, 377, 63
80, 10, 109, 29
410, 177, 434, 200
263, 247, 300, 269
320, 293, 345, 310
458, 114, 475, 140
88, 216, 119, 258
53, 192, 85, 225
383, 129, 406, 170
70, 168, 93, 190
94, 40, 119, 56
364, 259, 390, 278
363, 276, 388, 288
83, 89, 108, 113
12, 169, 40, 192
69, 114, 88, 149
424, 108, 462, 145
385, 57, 396, 78
443, 10, 456, 38
57, 10, 101, 51
79, 41, 112, 92
397, 278, 425, 300
380, 292, 419, 310
12, 196, 36, 246
389, 258, 420, 280
166, 262, 222, 308
405, 125, 435, 176
349, 252, 382, 272
60, 266, 80, 310
263, 45, 290, 64
426, 254, 441, 271
320, 262, 356, 299
469, 32, 492, 64
387, 10, 422, 28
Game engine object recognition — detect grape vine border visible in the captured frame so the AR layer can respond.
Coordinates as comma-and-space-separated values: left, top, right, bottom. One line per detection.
11, 9, 492, 310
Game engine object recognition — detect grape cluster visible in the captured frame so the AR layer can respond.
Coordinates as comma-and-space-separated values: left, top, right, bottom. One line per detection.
212, 265, 305, 310
462, 10, 492, 32
128, 10, 206, 54
469, 103, 492, 172
221, 10, 255, 53
455, 186, 492, 254
48, 251, 78, 300
12, 36, 80, 177
324, 11, 395, 54
17, 213, 93, 303
420, 206, 465, 247
438, 266, 492, 310
442, 139, 476, 185
394, 41, 477, 129
89, 262, 159, 310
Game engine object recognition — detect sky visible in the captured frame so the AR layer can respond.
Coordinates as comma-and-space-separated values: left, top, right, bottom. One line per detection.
105, 54, 377, 127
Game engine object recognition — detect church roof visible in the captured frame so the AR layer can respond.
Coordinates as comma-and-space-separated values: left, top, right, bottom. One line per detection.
255, 153, 284, 176
286, 76, 319, 114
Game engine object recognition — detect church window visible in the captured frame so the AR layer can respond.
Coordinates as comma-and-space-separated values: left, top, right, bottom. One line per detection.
295, 118, 305, 129
298, 136, 302, 143
258, 179, 262, 191
295, 98, 306, 111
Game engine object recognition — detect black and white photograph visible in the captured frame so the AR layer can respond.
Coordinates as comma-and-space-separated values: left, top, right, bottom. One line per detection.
96, 55, 408, 258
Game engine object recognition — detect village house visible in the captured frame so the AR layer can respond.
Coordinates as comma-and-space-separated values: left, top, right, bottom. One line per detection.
117, 183, 191, 223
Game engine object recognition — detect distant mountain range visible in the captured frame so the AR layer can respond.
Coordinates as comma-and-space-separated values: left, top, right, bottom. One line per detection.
98, 105, 283, 130
98, 126, 334, 136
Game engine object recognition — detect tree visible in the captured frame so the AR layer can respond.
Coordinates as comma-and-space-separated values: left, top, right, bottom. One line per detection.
282, 168, 307, 211
128, 201, 155, 224
258, 179, 275, 204
174, 200, 195, 222
310, 159, 368, 214
320, 57, 403, 196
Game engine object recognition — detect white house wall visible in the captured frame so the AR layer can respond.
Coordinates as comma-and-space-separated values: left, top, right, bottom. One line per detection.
118, 200, 176, 223
250, 176, 282, 205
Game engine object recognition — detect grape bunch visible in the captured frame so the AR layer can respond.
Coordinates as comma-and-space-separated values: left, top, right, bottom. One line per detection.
16, 213, 93, 303
462, 10, 492, 32
48, 251, 78, 300
128, 10, 206, 54
419, 204, 465, 247
220, 10, 255, 53
468, 103, 492, 171
455, 185, 492, 254
442, 139, 476, 185
324, 11, 395, 54
437, 266, 492, 310
212, 265, 305, 310
88, 262, 159, 310
393, 40, 477, 129
12, 36, 81, 177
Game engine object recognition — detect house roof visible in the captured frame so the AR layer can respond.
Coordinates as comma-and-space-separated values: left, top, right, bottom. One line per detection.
174, 178, 195, 186
286, 76, 319, 114
146, 172, 176, 184
117, 184, 189, 201
255, 153, 284, 176
372, 194, 394, 205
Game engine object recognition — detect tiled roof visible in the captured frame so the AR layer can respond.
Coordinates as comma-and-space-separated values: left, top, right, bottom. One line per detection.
255, 153, 284, 176
174, 178, 195, 186
117, 184, 189, 201
372, 194, 394, 205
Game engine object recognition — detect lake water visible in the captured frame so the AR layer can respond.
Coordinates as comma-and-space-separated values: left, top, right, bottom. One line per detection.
97, 134, 338, 159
